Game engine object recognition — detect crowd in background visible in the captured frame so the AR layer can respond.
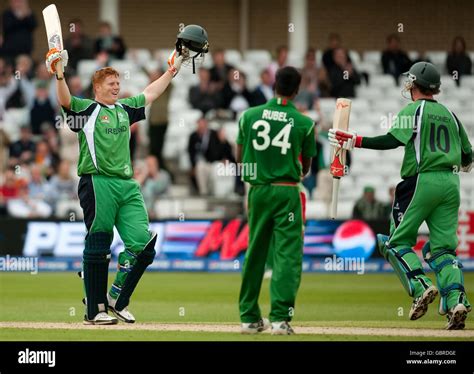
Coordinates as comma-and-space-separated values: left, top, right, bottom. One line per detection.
0, 0, 472, 220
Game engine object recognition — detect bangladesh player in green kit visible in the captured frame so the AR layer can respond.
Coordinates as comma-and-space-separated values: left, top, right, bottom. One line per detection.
46, 26, 208, 325
237, 67, 316, 335
329, 62, 472, 330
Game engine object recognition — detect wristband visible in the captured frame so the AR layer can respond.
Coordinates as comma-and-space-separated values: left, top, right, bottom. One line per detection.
355, 136, 363, 148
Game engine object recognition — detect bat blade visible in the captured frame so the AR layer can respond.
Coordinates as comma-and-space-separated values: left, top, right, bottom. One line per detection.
43, 4, 63, 51
330, 98, 352, 219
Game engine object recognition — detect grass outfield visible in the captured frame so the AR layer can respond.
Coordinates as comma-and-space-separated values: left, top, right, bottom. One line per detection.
0, 272, 473, 341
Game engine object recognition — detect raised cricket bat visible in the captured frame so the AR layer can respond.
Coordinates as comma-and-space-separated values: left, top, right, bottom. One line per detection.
43, 4, 64, 79
330, 98, 352, 219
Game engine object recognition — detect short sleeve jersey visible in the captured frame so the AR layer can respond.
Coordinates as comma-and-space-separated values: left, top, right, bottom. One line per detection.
62, 94, 146, 178
389, 99, 472, 178
236, 97, 316, 184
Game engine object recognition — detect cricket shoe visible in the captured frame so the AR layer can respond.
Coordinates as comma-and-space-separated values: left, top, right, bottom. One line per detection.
446, 304, 470, 330
107, 294, 136, 323
271, 321, 295, 335
241, 318, 270, 334
83, 312, 118, 325
409, 285, 438, 320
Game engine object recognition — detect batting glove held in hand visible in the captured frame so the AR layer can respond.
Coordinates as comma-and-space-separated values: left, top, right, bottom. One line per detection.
45, 48, 68, 74
167, 49, 183, 77
328, 128, 362, 150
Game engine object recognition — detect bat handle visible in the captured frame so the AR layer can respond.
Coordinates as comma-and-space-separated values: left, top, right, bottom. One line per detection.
56, 60, 64, 80
330, 177, 340, 220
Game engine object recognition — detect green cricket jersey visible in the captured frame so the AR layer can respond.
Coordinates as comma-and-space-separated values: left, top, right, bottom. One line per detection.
62, 94, 146, 178
389, 99, 472, 179
236, 97, 316, 184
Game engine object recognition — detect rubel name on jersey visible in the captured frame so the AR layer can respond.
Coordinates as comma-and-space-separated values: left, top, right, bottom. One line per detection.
262, 109, 288, 122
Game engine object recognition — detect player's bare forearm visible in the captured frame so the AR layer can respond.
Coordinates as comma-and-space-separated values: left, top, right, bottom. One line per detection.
143, 71, 173, 105
302, 157, 311, 177
56, 77, 71, 109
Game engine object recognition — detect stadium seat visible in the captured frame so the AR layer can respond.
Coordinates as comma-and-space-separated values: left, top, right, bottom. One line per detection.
440, 75, 457, 92
154, 49, 174, 68
425, 51, 447, 70
357, 61, 378, 76
3, 108, 30, 142
224, 49, 242, 66
370, 74, 397, 88
110, 60, 138, 76
408, 51, 420, 61
459, 76, 474, 89
287, 50, 304, 68
154, 199, 181, 219
348, 50, 361, 68
243, 50, 272, 71
125, 48, 152, 67
362, 51, 382, 66
77, 59, 98, 79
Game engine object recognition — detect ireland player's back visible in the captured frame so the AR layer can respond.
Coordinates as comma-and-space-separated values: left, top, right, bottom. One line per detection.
390, 99, 472, 178
236, 97, 316, 184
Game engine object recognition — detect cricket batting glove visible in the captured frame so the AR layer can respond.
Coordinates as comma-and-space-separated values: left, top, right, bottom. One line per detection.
328, 128, 362, 150
167, 49, 183, 77
45, 48, 69, 74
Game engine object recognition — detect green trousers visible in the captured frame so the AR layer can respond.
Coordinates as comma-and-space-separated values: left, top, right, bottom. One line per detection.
81, 174, 152, 300
239, 183, 304, 323
389, 171, 459, 251
387, 171, 469, 311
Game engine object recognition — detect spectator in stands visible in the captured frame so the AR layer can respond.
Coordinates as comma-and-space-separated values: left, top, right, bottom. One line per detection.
148, 69, 171, 174
382, 33, 411, 84
0, 0, 37, 62
188, 118, 233, 195
30, 80, 56, 135
252, 68, 273, 106
322, 33, 351, 72
0, 58, 16, 120
28, 164, 48, 200
12, 54, 34, 107
352, 186, 386, 221
446, 36, 472, 86
94, 21, 126, 60
302, 134, 324, 198
33, 63, 56, 104
0, 168, 20, 205
268, 45, 288, 83
9, 124, 35, 164
64, 18, 94, 73
7, 183, 52, 218
67, 75, 85, 98
189, 67, 219, 114
295, 48, 329, 109
220, 69, 253, 115
34, 140, 59, 179
47, 159, 77, 211
84, 51, 111, 98
4, 54, 33, 110
43, 126, 60, 155
140, 155, 171, 218
328, 47, 360, 98
209, 48, 234, 90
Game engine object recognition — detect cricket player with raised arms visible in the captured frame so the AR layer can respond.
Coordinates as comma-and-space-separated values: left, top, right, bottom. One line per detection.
45, 24, 209, 324
329, 62, 472, 330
